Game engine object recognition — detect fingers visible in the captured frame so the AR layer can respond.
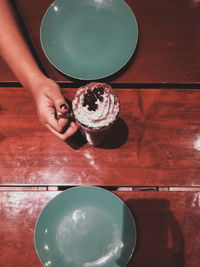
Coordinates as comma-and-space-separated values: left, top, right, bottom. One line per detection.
45, 121, 79, 141
50, 89, 69, 114
35, 79, 77, 140
43, 107, 68, 133
44, 106, 79, 140
59, 104, 69, 113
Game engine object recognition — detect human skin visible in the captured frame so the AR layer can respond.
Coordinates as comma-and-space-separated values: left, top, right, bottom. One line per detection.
0, 0, 79, 140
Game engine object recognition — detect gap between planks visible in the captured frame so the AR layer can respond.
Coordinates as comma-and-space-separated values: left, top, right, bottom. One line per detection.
0, 186, 200, 192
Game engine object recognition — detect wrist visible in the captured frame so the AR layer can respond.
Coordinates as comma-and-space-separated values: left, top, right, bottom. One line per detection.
25, 75, 50, 99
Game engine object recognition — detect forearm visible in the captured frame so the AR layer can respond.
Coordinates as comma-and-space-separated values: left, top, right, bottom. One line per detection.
0, 0, 47, 96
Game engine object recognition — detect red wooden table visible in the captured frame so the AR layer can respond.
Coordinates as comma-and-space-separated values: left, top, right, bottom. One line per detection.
0, 1, 200, 266
1, 87, 200, 187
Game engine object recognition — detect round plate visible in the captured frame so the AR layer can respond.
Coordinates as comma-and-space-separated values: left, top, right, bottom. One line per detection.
34, 186, 136, 267
40, 0, 138, 80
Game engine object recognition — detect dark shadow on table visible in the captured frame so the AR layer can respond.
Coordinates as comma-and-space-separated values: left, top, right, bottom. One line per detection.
116, 198, 185, 267
65, 129, 87, 150
98, 118, 129, 149
66, 117, 129, 150
0, 132, 6, 143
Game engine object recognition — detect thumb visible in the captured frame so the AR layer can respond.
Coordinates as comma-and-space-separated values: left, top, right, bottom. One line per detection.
52, 90, 69, 114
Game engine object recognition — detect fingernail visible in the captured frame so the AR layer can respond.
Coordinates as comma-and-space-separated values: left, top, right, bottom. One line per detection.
60, 104, 68, 110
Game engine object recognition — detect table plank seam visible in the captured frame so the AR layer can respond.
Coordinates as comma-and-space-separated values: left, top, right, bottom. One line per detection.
0, 185, 200, 192
1, 82, 200, 89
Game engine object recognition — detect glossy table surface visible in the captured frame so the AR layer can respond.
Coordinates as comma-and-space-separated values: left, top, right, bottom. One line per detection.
1, 87, 200, 186
0, 190, 200, 267
0, 0, 200, 84
1, 1, 200, 267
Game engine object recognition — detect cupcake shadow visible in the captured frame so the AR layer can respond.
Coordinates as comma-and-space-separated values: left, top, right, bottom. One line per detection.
66, 118, 128, 150
98, 117, 129, 149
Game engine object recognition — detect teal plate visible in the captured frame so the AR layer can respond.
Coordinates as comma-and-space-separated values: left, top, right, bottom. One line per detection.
40, 0, 138, 80
34, 186, 137, 267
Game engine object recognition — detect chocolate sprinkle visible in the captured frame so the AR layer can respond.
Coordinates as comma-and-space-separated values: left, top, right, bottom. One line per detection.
83, 87, 104, 111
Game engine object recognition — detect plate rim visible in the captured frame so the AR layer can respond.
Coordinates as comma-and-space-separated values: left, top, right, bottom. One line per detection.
40, 0, 138, 80
34, 186, 137, 267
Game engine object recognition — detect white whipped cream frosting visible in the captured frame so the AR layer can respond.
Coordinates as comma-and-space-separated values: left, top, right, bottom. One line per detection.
72, 82, 120, 129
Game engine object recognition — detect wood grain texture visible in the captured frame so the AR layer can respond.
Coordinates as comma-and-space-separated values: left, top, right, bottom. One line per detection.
0, 0, 200, 83
0, 190, 199, 267
1, 87, 200, 186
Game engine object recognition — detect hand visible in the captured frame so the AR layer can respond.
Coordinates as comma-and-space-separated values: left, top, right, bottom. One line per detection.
0, 0, 77, 141
32, 78, 79, 140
